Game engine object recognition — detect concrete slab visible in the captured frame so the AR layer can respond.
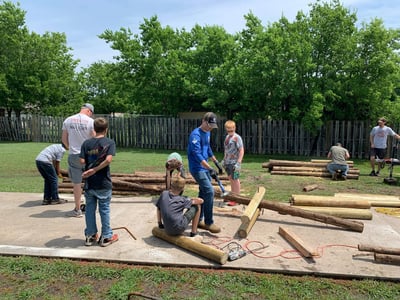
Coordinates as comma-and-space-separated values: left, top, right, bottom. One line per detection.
0, 192, 399, 281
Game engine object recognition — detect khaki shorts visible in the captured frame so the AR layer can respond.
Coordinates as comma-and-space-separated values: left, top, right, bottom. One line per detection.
68, 154, 84, 184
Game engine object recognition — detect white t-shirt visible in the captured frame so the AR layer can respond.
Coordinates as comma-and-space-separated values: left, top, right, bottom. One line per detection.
62, 113, 94, 154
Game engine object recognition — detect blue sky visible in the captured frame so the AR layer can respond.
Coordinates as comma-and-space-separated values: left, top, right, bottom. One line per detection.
9, 0, 399, 69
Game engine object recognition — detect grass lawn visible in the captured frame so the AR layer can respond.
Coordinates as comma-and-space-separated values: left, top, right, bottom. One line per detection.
0, 142, 399, 299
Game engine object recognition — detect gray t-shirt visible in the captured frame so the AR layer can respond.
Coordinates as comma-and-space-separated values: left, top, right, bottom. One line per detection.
329, 145, 349, 165
370, 125, 396, 149
156, 190, 192, 235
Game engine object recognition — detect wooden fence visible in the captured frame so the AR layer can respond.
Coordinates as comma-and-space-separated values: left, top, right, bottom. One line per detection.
1, 115, 398, 158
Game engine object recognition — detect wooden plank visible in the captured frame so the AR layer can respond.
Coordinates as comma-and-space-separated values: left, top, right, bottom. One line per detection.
278, 226, 317, 258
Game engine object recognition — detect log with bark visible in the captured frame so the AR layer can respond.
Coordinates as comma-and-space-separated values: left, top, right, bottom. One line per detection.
223, 192, 364, 232
290, 206, 372, 220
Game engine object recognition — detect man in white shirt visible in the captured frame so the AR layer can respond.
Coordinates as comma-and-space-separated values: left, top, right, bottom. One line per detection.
62, 103, 95, 217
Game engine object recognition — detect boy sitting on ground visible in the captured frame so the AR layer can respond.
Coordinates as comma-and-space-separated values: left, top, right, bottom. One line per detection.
156, 176, 203, 241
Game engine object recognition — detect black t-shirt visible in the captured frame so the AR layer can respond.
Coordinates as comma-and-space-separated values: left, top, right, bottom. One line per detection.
80, 137, 116, 190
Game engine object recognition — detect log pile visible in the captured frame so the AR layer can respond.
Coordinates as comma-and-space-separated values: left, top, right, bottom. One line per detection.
290, 194, 372, 220
289, 193, 400, 219
58, 169, 230, 196
262, 159, 360, 179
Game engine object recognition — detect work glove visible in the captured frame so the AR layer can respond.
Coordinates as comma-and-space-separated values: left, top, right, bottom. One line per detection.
214, 160, 223, 175
209, 168, 218, 180
220, 160, 225, 168
234, 162, 241, 171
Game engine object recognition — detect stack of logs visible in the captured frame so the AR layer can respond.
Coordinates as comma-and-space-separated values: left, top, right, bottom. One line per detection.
58, 169, 230, 196
262, 159, 360, 179
290, 193, 400, 220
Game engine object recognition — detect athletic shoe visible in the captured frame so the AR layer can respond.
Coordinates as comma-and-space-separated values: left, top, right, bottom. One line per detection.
66, 209, 83, 218
375, 171, 380, 176
51, 198, 68, 205
99, 234, 119, 247
85, 234, 99, 246
342, 175, 347, 180
188, 235, 203, 243
42, 199, 51, 205
332, 173, 337, 180
198, 221, 221, 233
369, 171, 376, 176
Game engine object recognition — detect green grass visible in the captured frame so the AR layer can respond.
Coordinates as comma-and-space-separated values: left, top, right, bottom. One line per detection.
1, 142, 400, 299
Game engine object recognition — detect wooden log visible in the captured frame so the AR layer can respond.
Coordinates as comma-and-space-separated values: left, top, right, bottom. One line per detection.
278, 226, 317, 258
270, 170, 359, 179
273, 166, 359, 174
291, 206, 372, 220
303, 184, 318, 192
374, 253, 400, 265
223, 193, 364, 232
238, 209, 260, 238
267, 159, 333, 167
240, 187, 265, 224
311, 159, 354, 164
358, 244, 400, 255
112, 179, 163, 193
335, 193, 400, 201
290, 195, 371, 209
152, 227, 228, 265
334, 193, 400, 207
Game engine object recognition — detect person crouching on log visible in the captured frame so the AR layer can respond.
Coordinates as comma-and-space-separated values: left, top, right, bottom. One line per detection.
156, 176, 204, 241
165, 152, 186, 190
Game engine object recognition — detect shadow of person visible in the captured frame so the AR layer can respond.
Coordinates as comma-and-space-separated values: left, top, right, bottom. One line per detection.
45, 235, 84, 248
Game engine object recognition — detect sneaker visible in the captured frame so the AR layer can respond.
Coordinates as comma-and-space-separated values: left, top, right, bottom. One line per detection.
99, 234, 119, 247
85, 234, 99, 246
369, 171, 376, 176
188, 235, 203, 243
342, 175, 347, 180
376, 171, 380, 176
332, 173, 337, 180
51, 198, 68, 205
227, 201, 238, 206
198, 221, 221, 233
42, 199, 51, 205
66, 209, 83, 218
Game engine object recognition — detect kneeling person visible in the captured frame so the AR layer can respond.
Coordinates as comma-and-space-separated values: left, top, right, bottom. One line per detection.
156, 176, 203, 239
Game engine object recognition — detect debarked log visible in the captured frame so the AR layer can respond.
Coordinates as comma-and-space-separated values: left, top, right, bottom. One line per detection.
272, 166, 359, 174
223, 193, 364, 232
290, 194, 371, 209
152, 227, 228, 265
270, 170, 359, 179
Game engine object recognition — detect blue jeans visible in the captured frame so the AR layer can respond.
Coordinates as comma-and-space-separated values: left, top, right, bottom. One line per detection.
84, 189, 113, 239
36, 160, 59, 200
327, 163, 349, 176
192, 171, 214, 225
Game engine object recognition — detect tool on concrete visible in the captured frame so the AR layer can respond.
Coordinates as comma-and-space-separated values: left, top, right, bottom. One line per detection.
224, 241, 269, 261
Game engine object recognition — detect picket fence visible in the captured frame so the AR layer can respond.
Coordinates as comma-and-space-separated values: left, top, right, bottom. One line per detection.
1, 115, 398, 158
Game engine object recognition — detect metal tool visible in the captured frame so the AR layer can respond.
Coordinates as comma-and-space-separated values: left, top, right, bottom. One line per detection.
228, 244, 269, 261
210, 171, 229, 197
